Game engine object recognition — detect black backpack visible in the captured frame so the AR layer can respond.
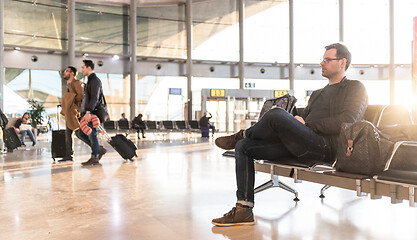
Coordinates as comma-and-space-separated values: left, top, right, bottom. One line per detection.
259, 94, 297, 120
335, 120, 395, 176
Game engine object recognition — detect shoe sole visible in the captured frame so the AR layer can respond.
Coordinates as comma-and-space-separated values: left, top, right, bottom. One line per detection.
211, 221, 255, 227
58, 159, 73, 162
81, 162, 100, 166
81, 163, 101, 167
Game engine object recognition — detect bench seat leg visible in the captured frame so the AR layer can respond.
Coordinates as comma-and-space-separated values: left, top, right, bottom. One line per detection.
254, 175, 299, 201
319, 185, 331, 198
409, 187, 416, 207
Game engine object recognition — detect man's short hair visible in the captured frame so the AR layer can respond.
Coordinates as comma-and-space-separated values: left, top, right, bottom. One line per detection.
67, 66, 78, 76
83, 60, 95, 70
325, 43, 351, 70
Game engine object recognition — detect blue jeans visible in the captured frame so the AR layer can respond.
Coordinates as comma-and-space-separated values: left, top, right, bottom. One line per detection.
235, 108, 330, 207
76, 121, 100, 158
20, 130, 36, 145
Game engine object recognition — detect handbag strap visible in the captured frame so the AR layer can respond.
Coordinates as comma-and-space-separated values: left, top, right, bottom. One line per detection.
101, 92, 107, 107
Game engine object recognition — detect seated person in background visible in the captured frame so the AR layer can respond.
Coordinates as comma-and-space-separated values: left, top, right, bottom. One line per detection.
14, 112, 36, 146
120, 113, 128, 121
199, 112, 216, 136
211, 43, 368, 227
132, 113, 146, 139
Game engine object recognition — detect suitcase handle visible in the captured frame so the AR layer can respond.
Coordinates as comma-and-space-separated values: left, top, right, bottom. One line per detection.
98, 125, 111, 141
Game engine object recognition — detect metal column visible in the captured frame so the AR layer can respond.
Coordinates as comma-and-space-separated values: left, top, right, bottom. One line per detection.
389, 0, 395, 104
226, 96, 230, 133
186, 0, 193, 120
0, 0, 4, 110
67, 0, 75, 67
288, 0, 294, 91
130, 0, 137, 119
339, 0, 344, 42
239, 0, 245, 89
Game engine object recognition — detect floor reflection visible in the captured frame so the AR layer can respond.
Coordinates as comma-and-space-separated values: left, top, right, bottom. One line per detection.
0, 132, 416, 239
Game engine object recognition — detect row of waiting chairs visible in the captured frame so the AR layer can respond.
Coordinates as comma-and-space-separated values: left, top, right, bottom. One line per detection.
251, 105, 417, 206
103, 120, 202, 132
223, 105, 417, 206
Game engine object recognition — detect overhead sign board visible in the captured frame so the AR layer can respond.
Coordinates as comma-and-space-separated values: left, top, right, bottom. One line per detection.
274, 90, 288, 98
210, 89, 225, 97
169, 88, 182, 95
245, 83, 255, 88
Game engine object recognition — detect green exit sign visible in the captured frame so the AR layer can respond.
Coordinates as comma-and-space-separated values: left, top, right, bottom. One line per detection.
245, 83, 255, 88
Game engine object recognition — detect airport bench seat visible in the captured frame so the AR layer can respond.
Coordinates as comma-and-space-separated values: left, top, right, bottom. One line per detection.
145, 121, 159, 131
224, 104, 417, 206
103, 120, 117, 130
118, 120, 130, 130
175, 120, 189, 131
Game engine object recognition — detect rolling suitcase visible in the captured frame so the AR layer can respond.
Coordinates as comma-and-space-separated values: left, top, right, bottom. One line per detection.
4, 127, 21, 152
51, 105, 67, 161
51, 129, 66, 161
98, 125, 137, 161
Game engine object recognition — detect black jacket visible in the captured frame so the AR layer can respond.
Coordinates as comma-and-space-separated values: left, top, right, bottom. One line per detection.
199, 113, 212, 127
80, 73, 104, 114
301, 77, 368, 160
132, 117, 146, 128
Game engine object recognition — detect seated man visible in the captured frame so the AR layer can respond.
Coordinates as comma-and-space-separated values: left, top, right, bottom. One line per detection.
199, 112, 216, 136
211, 43, 368, 227
120, 113, 128, 121
14, 112, 36, 146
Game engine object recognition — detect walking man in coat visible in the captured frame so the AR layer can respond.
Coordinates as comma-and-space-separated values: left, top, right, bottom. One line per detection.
61, 66, 84, 161
211, 43, 368, 226
76, 60, 107, 166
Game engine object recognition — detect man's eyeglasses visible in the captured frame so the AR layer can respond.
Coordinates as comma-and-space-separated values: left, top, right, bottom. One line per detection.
321, 58, 343, 63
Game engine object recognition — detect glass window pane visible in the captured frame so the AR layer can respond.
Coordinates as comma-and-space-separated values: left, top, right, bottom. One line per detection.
192, 0, 238, 61
245, 0, 289, 63
4, 68, 62, 117
394, 0, 417, 64
5, 0, 67, 50
137, 6, 186, 58
344, 0, 389, 64
136, 76, 187, 120
294, 0, 339, 63
76, 4, 127, 55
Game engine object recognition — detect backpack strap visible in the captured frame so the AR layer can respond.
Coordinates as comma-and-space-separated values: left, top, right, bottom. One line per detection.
69, 81, 77, 94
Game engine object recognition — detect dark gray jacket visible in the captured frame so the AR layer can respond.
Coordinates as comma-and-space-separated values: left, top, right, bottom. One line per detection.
80, 73, 104, 114
301, 77, 368, 160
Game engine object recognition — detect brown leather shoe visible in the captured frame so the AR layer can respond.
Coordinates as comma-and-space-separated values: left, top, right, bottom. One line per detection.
212, 203, 255, 227
98, 146, 107, 160
215, 130, 244, 150
81, 157, 100, 166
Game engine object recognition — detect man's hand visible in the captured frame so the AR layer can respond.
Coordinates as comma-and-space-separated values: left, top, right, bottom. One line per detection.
294, 115, 305, 125
84, 112, 91, 122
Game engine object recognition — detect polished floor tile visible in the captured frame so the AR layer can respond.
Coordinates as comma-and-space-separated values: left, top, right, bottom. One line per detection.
1, 132, 417, 240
